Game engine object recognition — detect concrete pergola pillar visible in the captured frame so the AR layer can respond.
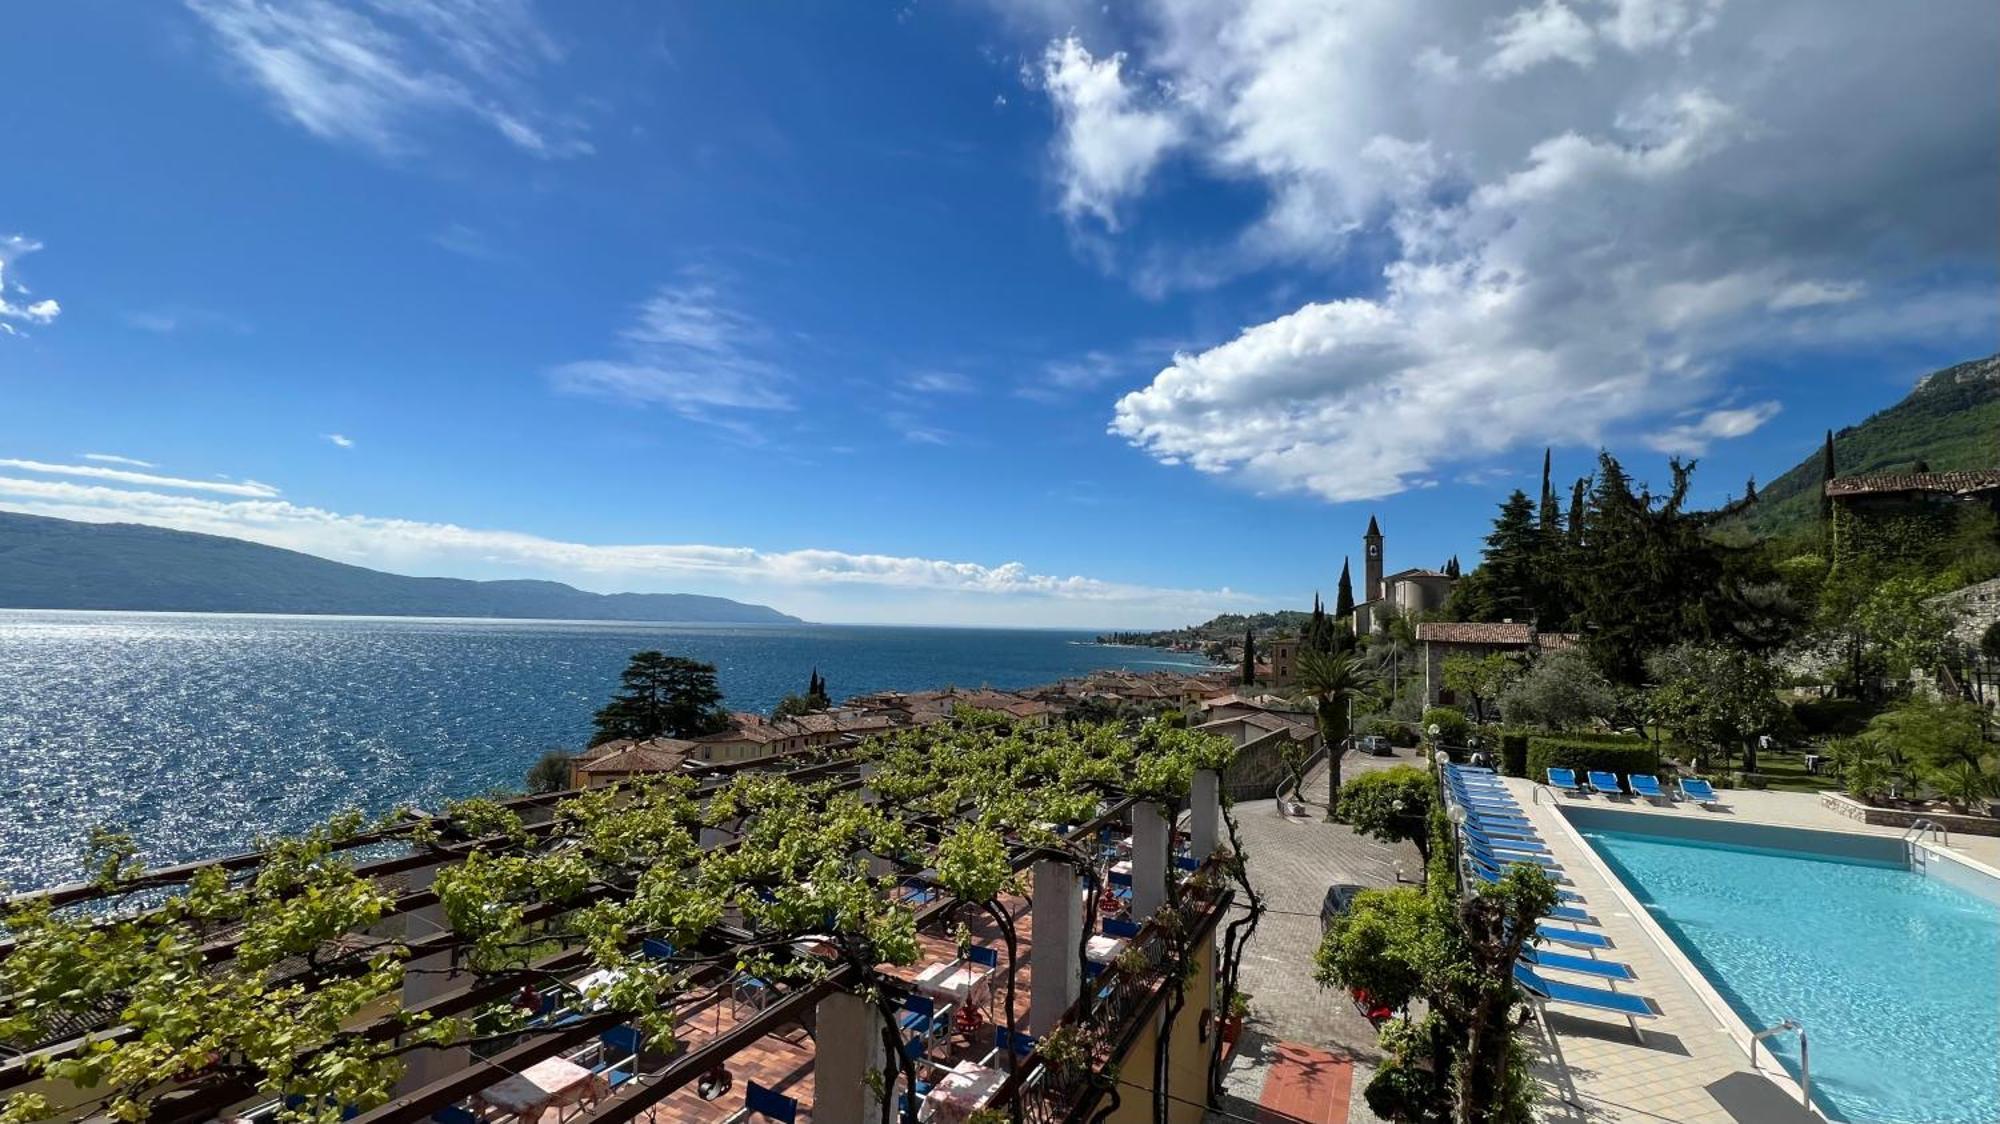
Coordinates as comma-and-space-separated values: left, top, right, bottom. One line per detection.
813, 990, 887, 1121
1190, 769, 1221, 862
1029, 858, 1082, 1035
396, 863, 468, 1093
1132, 802, 1170, 922
699, 825, 732, 850
858, 761, 879, 805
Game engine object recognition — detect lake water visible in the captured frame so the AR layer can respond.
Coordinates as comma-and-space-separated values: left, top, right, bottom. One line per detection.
0, 610, 1212, 893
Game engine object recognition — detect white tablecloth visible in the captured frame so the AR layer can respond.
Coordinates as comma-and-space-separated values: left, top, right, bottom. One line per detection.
924, 1061, 1007, 1124
1085, 934, 1127, 964
915, 961, 994, 1006
476, 1057, 607, 1122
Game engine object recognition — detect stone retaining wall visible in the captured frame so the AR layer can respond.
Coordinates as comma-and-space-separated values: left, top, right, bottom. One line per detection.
1819, 790, 2000, 836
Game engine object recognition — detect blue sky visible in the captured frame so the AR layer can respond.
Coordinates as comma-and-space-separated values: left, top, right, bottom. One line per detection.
2, 0, 1994, 627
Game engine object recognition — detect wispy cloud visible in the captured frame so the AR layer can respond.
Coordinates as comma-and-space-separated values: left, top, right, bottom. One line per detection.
549, 275, 795, 423
0, 459, 279, 499
0, 235, 61, 337
430, 223, 507, 261
124, 307, 251, 335
1644, 401, 1783, 455
81, 453, 157, 469
0, 475, 1257, 624
900, 370, 978, 395
184, 0, 589, 159
324, 433, 356, 449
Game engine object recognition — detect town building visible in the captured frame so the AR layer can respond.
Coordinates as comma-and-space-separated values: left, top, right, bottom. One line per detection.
1414, 620, 1581, 707
1827, 468, 2000, 567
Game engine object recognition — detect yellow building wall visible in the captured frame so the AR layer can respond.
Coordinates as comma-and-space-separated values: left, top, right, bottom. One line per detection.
1100, 931, 1220, 1124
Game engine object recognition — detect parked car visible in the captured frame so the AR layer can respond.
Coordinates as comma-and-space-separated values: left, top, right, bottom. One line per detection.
1358, 734, 1393, 756
1319, 883, 1364, 931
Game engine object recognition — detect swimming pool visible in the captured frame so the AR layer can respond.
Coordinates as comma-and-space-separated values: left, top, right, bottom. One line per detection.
1574, 816, 2000, 1124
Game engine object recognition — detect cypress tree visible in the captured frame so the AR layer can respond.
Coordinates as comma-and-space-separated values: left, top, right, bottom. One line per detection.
1334, 559, 1356, 619
1538, 448, 1561, 531
1819, 429, 1837, 525
1241, 627, 1257, 686
1568, 478, 1589, 548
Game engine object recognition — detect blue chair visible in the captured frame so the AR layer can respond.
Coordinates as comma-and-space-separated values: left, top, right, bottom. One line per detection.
902, 881, 938, 905
1679, 777, 1727, 808
1513, 963, 1660, 1039
993, 1026, 1036, 1058
641, 937, 676, 960
1102, 917, 1140, 938
967, 944, 1000, 968
595, 1026, 640, 1088
1585, 771, 1623, 796
1627, 775, 1668, 804
1545, 767, 1583, 795
1175, 855, 1201, 872
898, 994, 939, 1039
1108, 869, 1133, 887
744, 1080, 798, 1122
1521, 946, 1636, 982
732, 975, 770, 1012
431, 1108, 479, 1124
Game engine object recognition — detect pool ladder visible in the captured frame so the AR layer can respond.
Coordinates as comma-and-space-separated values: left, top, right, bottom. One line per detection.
1749, 1019, 1813, 1114
1902, 819, 1949, 873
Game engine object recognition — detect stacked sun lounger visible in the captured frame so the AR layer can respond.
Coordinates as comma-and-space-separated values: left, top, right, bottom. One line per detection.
1441, 764, 1662, 1041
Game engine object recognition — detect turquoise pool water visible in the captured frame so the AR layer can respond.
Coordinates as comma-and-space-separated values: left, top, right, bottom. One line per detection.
1581, 827, 2000, 1124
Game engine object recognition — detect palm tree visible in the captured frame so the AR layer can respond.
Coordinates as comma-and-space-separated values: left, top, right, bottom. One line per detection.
1292, 650, 1377, 819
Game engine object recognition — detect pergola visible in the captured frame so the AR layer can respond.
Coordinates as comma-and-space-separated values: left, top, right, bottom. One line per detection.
1, 716, 1255, 1124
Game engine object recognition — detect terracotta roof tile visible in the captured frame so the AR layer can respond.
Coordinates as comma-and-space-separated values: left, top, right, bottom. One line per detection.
1416, 621, 1536, 645
1825, 469, 2000, 498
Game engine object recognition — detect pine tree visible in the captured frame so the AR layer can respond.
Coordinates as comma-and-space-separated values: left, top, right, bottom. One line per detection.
1241, 627, 1257, 686
1334, 559, 1356, 619
590, 651, 731, 744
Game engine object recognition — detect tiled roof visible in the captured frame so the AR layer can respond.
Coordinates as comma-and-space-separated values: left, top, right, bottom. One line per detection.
1825, 469, 2000, 498
1537, 632, 1583, 651
575, 737, 696, 776
1416, 621, 1536, 645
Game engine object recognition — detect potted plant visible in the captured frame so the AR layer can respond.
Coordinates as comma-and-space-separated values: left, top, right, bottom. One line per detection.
1219, 990, 1250, 1045
1038, 1023, 1089, 1090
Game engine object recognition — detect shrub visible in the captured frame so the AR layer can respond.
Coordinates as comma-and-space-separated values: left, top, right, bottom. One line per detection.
1422, 706, 1470, 752
1363, 717, 1420, 748
1525, 736, 1660, 783
1791, 697, 1872, 738
1339, 766, 1436, 861
1497, 731, 1529, 778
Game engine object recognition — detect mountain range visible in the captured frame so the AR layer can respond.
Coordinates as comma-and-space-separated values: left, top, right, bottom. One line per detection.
1724, 352, 2000, 540
0, 512, 800, 623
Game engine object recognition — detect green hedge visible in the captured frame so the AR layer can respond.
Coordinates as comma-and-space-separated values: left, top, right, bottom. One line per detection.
1498, 731, 1529, 778
1525, 736, 1661, 783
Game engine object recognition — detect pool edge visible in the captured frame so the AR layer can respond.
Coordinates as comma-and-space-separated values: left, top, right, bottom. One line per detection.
1541, 801, 1829, 1121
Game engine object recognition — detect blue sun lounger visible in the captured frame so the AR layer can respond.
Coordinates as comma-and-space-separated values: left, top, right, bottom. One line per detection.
1463, 825, 1551, 853
1513, 963, 1660, 1039
1535, 923, 1612, 949
1468, 841, 1562, 871
1546, 902, 1596, 925
1679, 777, 1727, 808
1521, 947, 1635, 982
1585, 771, 1622, 795
1545, 767, 1583, 795
1627, 774, 1668, 803
1468, 861, 1584, 902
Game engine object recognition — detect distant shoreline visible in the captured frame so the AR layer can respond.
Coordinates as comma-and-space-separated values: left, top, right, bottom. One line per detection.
0, 607, 1220, 637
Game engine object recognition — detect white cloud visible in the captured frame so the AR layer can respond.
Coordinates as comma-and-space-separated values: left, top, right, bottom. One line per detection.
1644, 400, 1782, 454
81, 453, 158, 468
324, 433, 356, 448
0, 459, 280, 498
1052, 0, 1998, 501
549, 277, 794, 421
1482, 0, 1597, 78
901, 371, 977, 395
0, 476, 1256, 627
0, 235, 61, 336
184, 0, 589, 159
1040, 36, 1185, 228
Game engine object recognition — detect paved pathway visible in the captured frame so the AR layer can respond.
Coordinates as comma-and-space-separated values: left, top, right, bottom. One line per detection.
1207, 750, 1425, 1124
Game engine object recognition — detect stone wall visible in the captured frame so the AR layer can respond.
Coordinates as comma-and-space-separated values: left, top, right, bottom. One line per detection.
1221, 727, 1299, 800
1819, 791, 2000, 836
1935, 576, 2000, 647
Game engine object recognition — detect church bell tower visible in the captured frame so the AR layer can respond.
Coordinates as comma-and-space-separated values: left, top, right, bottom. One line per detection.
1363, 515, 1384, 603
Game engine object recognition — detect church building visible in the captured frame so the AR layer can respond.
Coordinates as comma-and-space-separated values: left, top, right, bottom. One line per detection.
1350, 515, 1457, 633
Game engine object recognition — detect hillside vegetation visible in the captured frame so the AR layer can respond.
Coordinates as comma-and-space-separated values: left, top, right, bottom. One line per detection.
1726, 353, 2000, 540
0, 512, 800, 623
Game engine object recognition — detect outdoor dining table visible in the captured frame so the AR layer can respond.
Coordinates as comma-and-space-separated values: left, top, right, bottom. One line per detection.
474, 1056, 608, 1124
1084, 934, 1127, 964
915, 960, 994, 1007
923, 1060, 1007, 1124
570, 968, 625, 1009
1108, 858, 1133, 877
